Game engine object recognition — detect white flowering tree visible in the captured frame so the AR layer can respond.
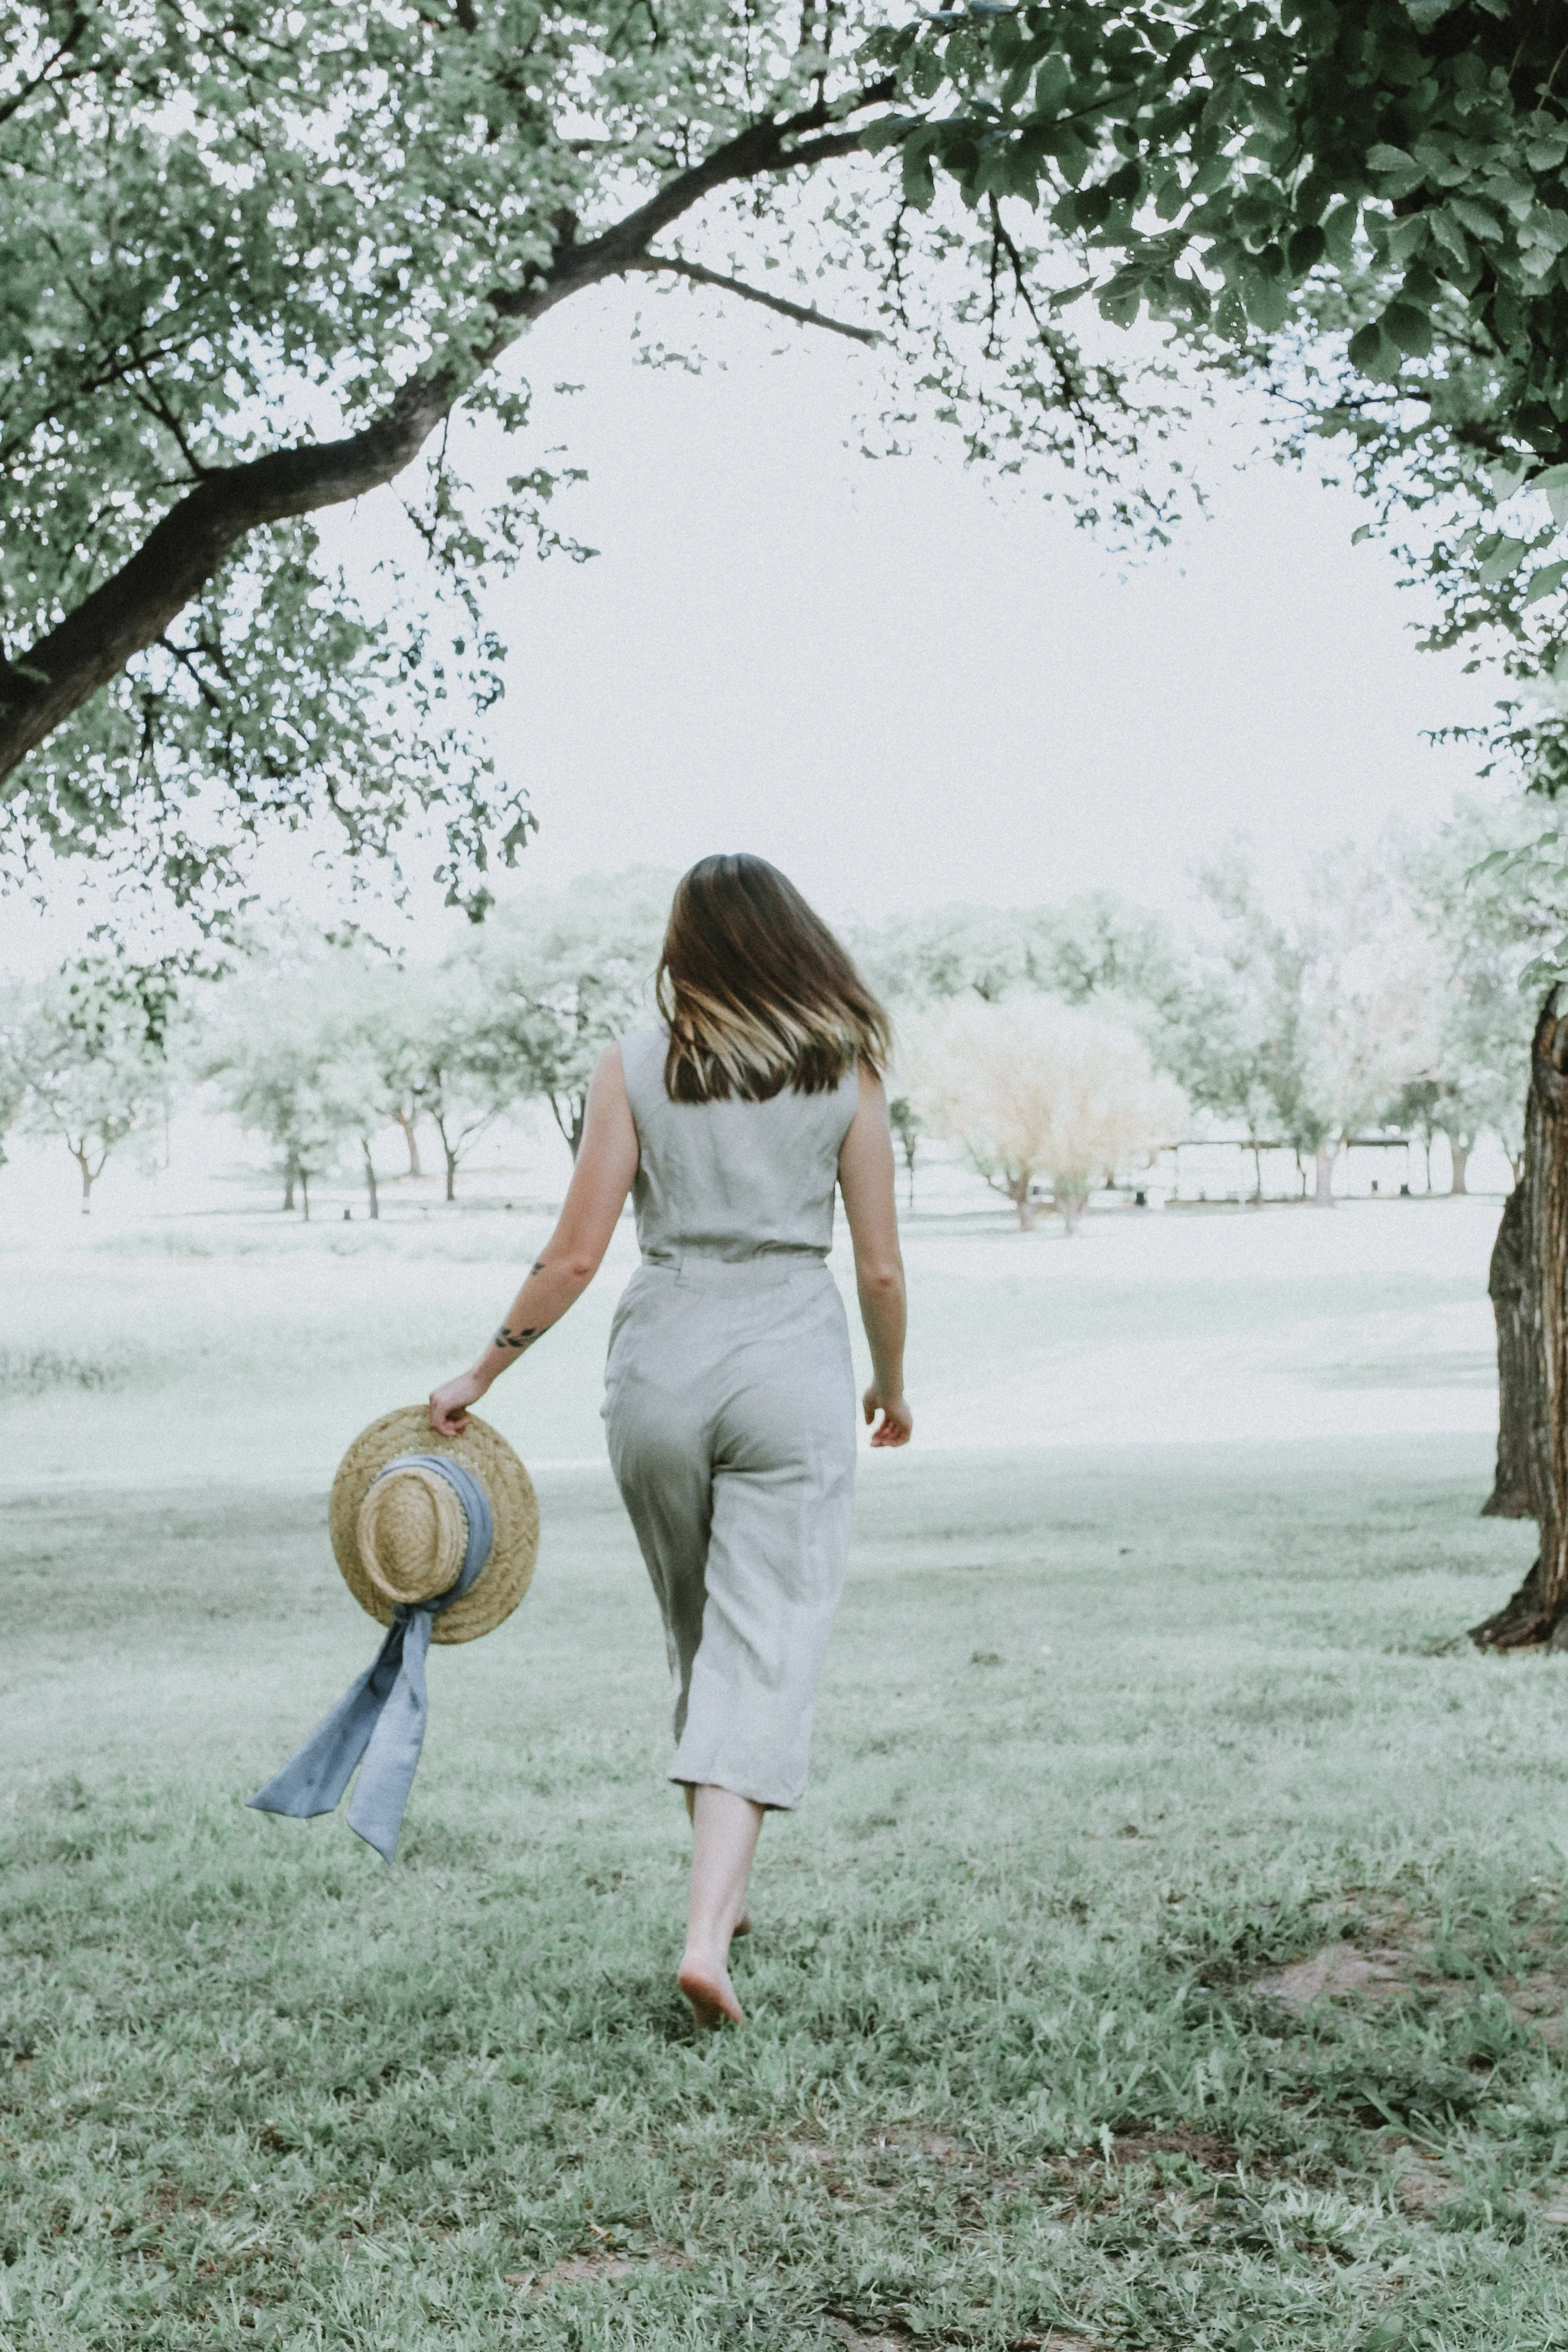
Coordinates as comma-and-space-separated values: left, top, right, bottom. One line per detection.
910, 997, 1185, 1234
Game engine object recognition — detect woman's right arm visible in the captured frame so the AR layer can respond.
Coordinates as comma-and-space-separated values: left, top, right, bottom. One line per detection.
428, 1045, 640, 1436
837, 1063, 912, 1449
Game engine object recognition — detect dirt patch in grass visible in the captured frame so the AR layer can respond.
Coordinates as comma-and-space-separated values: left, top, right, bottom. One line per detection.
1109, 2127, 1239, 2171
1504, 1969, 1568, 2046
1259, 1942, 1409, 2011
1389, 2151, 1460, 2215
507, 2244, 691, 2294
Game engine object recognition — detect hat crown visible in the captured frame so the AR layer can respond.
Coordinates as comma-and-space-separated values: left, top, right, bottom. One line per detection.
357, 1466, 468, 1607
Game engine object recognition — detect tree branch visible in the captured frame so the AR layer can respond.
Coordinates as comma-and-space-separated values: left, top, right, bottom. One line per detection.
0, 76, 897, 788
624, 253, 879, 343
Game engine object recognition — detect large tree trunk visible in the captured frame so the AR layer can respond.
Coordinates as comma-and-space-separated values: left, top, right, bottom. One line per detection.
1482, 1181, 1533, 1520
1313, 1138, 1337, 1205
283, 1160, 296, 1212
1471, 996, 1568, 1648
73, 1145, 93, 1214
1449, 1136, 1471, 1196
361, 1138, 380, 1221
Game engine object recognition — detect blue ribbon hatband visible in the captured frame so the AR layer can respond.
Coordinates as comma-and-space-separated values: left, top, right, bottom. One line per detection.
248, 1453, 493, 1861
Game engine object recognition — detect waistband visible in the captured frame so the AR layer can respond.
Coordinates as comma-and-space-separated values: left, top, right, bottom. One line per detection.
635, 1251, 831, 1294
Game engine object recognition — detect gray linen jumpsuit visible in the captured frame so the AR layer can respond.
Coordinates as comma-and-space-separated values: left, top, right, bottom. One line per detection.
603, 1026, 860, 1810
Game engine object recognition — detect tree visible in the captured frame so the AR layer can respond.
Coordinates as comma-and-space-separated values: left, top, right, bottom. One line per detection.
461, 869, 672, 1158
876, 1, 1568, 710
910, 995, 1184, 1232
1169, 844, 1439, 1204
855, 895, 1174, 1016
0, 4, 1171, 923
1403, 796, 1553, 1194
887, 1093, 923, 1211
1469, 996, 1568, 1644
1154, 866, 1283, 1202
202, 966, 386, 1219
12, 956, 174, 1209
408, 970, 508, 1206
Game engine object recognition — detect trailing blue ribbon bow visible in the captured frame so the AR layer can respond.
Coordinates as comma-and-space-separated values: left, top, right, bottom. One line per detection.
249, 1453, 493, 1861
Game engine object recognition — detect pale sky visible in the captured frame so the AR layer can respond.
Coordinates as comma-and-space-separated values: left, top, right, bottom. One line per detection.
4, 278, 1505, 970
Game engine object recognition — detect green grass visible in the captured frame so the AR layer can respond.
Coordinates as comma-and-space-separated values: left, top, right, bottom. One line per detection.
7, 1435, 1568, 2351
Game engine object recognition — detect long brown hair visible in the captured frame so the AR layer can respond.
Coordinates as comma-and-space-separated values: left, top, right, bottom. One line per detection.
657, 854, 891, 1103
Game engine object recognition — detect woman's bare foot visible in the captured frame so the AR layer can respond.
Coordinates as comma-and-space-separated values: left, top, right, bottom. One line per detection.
677, 1949, 744, 2028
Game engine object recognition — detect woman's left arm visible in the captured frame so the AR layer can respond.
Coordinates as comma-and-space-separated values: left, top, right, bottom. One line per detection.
429, 1045, 640, 1436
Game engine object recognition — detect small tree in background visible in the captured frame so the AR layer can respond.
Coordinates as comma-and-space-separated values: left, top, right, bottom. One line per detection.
911, 998, 1185, 1233
1403, 797, 1553, 1197
203, 970, 384, 1219
887, 1095, 922, 1211
12, 957, 175, 1211
461, 870, 672, 1158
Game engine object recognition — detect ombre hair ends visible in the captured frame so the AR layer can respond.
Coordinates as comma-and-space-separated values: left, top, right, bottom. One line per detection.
657, 855, 891, 1104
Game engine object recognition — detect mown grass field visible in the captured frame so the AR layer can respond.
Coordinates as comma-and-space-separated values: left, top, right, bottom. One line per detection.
4, 1196, 1566, 2349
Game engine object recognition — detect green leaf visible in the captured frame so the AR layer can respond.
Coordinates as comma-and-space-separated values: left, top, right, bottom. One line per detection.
1382, 300, 1434, 356
1348, 321, 1398, 377
1526, 560, 1568, 604
1477, 534, 1529, 583
1535, 462, 1568, 525
1383, 213, 1429, 264
1449, 196, 1503, 240
1287, 223, 1326, 275
1321, 201, 1359, 266
1243, 272, 1291, 331
1032, 54, 1073, 114
1428, 209, 1472, 267
1367, 143, 1418, 173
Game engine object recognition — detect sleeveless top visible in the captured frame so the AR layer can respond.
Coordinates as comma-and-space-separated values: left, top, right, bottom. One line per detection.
618, 1027, 860, 1266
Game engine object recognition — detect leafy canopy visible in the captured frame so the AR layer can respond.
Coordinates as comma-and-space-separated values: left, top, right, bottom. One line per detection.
1, 0, 1173, 926
869, 0, 1568, 765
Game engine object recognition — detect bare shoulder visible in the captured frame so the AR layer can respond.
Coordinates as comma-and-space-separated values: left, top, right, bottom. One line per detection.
592, 1041, 628, 1094
854, 1059, 890, 1116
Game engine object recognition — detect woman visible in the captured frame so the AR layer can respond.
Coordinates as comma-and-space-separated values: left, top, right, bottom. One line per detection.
429, 854, 911, 2026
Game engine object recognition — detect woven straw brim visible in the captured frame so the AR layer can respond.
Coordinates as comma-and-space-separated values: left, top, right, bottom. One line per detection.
329, 1406, 538, 1645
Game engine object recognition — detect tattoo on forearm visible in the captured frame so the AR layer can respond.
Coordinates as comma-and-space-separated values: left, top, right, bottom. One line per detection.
494, 1326, 538, 1352
530, 1258, 546, 1275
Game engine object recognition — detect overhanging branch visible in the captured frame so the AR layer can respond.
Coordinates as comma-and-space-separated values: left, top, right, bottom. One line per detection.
0, 77, 897, 790
624, 254, 880, 344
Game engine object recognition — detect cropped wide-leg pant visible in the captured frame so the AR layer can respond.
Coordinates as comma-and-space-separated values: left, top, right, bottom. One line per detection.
603, 1254, 857, 1810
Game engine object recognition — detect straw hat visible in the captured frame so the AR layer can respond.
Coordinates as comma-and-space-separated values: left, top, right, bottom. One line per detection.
329, 1406, 538, 1645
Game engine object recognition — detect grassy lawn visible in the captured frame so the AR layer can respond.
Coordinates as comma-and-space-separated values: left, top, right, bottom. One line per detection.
5, 1199, 1568, 2348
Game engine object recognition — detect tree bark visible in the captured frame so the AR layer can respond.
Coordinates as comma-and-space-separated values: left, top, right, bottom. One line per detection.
361, 1137, 379, 1221
1313, 1138, 1337, 1205
430, 1115, 459, 1202
1471, 995, 1568, 1647
73, 1145, 93, 1213
1482, 1180, 1533, 1520
283, 1160, 296, 1211
394, 1108, 422, 1178
1449, 1136, 1471, 1196
1059, 1192, 1086, 1235
300, 1170, 311, 1223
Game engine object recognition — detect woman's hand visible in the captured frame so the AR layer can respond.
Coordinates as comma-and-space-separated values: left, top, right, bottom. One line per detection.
863, 1387, 913, 1449
429, 1369, 489, 1437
